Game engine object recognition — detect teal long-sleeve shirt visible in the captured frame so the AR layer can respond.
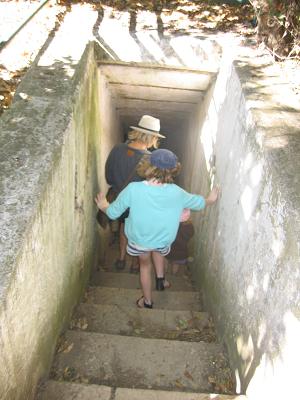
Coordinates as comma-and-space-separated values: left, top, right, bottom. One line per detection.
106, 181, 205, 249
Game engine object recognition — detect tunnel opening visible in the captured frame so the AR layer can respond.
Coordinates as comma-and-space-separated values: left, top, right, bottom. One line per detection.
96, 60, 217, 194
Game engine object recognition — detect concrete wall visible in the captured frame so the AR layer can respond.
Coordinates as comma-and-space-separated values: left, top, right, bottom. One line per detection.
0, 41, 105, 399
96, 69, 123, 262
187, 46, 300, 399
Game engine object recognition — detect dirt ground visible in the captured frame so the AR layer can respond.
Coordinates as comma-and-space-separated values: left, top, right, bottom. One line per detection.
0, 0, 299, 116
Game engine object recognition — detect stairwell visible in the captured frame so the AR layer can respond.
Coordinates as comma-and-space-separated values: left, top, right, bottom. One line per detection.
1, 2, 300, 398
36, 240, 246, 400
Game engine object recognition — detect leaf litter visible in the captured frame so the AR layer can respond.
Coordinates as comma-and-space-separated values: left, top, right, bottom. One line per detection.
0, 0, 256, 116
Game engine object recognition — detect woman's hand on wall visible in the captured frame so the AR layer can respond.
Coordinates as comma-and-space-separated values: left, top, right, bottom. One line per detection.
95, 192, 109, 212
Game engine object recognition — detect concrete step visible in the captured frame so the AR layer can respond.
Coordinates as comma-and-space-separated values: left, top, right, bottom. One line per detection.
36, 381, 111, 400
37, 380, 246, 400
90, 271, 194, 291
84, 287, 203, 311
51, 331, 232, 393
72, 303, 215, 342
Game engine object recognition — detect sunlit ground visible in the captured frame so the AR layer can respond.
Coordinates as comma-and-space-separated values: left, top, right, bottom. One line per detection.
0, 0, 255, 114
0, 0, 64, 112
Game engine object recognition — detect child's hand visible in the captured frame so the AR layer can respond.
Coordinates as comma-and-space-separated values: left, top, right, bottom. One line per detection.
94, 192, 109, 211
206, 186, 220, 205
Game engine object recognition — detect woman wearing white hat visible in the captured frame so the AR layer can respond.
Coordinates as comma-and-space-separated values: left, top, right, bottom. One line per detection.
104, 115, 165, 271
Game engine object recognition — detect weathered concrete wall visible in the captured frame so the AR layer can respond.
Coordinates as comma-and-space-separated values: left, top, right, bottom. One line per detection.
188, 45, 300, 399
96, 69, 123, 262
179, 76, 216, 194
0, 38, 105, 399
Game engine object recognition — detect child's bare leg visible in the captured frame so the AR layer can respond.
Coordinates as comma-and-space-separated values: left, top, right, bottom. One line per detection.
164, 257, 169, 273
114, 223, 127, 270
152, 251, 170, 289
129, 255, 139, 273
152, 251, 164, 277
138, 252, 152, 305
109, 219, 119, 246
119, 223, 127, 261
172, 263, 180, 275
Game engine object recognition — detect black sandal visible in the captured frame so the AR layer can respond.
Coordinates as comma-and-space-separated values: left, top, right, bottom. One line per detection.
136, 296, 153, 309
114, 259, 126, 270
130, 264, 140, 274
156, 277, 171, 291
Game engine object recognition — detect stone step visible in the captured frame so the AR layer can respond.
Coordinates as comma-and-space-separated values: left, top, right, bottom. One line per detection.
51, 331, 232, 393
72, 303, 215, 342
37, 380, 246, 400
84, 287, 203, 311
36, 381, 111, 400
90, 271, 194, 291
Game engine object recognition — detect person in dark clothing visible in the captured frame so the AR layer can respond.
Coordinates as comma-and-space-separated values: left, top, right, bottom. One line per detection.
166, 208, 194, 274
105, 115, 166, 271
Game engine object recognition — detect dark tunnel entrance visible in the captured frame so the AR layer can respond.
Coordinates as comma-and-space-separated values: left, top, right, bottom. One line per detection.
97, 61, 217, 175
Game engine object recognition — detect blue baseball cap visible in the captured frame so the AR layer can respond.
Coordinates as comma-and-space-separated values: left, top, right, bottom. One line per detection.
150, 149, 178, 169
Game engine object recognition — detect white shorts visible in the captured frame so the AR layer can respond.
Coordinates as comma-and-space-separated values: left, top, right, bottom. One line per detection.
127, 242, 170, 257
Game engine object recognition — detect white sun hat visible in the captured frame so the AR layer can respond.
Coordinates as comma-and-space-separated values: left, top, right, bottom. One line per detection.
130, 115, 166, 138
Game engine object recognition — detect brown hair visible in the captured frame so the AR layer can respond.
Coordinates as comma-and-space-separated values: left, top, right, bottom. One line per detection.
137, 156, 181, 183
128, 129, 159, 149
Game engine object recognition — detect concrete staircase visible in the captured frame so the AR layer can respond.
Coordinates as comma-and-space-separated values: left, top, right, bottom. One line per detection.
36, 246, 246, 400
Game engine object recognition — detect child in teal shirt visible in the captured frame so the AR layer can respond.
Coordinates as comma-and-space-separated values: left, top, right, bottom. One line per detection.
95, 149, 219, 309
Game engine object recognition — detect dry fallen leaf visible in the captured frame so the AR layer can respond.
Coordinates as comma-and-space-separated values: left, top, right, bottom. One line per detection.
18, 92, 30, 100
63, 343, 74, 353
70, 316, 88, 330
62, 366, 79, 381
184, 370, 194, 381
175, 379, 184, 389
57, 339, 74, 354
